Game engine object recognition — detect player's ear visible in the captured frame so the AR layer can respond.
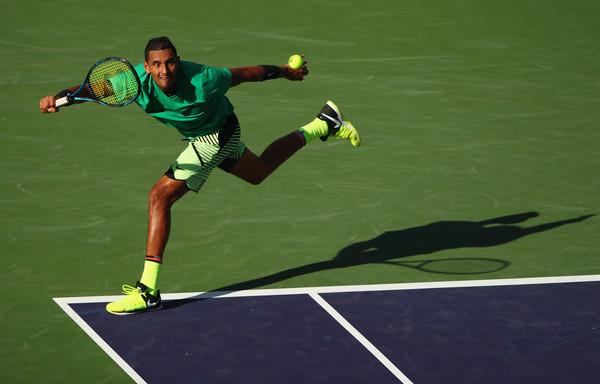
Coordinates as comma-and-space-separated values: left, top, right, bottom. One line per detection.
143, 61, 151, 74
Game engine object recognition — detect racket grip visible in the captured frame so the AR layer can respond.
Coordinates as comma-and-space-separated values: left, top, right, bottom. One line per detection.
55, 95, 73, 108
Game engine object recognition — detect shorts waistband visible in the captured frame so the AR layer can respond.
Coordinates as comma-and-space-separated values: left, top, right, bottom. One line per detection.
182, 114, 239, 143
183, 131, 220, 145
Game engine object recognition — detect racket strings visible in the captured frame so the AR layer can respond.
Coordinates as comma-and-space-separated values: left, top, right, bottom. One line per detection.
88, 59, 139, 106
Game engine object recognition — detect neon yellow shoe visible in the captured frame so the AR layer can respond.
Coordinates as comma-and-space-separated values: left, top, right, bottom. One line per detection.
318, 100, 361, 147
106, 281, 162, 315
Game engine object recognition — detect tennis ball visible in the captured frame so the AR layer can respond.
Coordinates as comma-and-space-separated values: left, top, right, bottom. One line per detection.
288, 55, 303, 70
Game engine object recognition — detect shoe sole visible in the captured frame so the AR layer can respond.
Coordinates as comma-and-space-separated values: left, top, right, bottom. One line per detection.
106, 302, 163, 315
326, 101, 361, 147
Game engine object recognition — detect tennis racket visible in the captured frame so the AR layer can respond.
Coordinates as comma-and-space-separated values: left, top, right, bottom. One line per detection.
55, 57, 141, 108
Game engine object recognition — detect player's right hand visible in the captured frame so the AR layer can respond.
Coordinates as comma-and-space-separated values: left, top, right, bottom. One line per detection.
40, 95, 59, 114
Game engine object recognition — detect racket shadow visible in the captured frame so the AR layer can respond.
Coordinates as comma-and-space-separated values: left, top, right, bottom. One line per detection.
164, 212, 594, 307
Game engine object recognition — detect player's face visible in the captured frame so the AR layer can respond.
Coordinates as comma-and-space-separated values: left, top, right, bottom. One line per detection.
144, 48, 180, 95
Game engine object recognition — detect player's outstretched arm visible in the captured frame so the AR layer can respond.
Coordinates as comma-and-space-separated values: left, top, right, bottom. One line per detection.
229, 57, 308, 87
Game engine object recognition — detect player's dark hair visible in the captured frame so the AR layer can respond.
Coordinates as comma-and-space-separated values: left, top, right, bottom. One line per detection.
144, 36, 178, 61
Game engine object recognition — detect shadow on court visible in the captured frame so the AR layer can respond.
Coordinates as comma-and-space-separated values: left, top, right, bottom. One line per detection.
164, 212, 594, 307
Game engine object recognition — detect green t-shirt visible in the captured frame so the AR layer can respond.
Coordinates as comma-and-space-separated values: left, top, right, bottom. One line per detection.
134, 61, 234, 138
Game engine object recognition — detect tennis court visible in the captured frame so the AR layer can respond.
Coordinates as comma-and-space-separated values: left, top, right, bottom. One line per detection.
2, 0, 599, 383
56, 276, 600, 383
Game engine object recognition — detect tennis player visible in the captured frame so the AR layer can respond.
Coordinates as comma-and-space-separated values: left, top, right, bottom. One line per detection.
39, 36, 360, 315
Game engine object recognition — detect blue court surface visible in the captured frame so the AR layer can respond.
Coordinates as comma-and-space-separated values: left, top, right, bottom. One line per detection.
54, 275, 600, 384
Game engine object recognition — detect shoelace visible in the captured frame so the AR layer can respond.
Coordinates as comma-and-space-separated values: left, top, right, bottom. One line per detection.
115, 285, 147, 309
336, 122, 355, 139
122, 284, 142, 295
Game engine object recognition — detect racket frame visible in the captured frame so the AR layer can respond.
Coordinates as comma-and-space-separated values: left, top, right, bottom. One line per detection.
55, 57, 141, 108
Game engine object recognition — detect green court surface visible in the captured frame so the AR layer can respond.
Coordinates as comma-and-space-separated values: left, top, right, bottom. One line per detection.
2, 0, 599, 382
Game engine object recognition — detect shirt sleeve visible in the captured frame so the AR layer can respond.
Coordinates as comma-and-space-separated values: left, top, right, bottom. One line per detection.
203, 66, 232, 97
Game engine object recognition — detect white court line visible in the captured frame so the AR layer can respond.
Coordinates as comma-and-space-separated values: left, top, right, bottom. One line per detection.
55, 274, 600, 303
54, 274, 600, 383
309, 292, 413, 383
52, 298, 147, 384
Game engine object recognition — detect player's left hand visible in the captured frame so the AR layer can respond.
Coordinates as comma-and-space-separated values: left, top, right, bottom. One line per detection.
281, 55, 308, 82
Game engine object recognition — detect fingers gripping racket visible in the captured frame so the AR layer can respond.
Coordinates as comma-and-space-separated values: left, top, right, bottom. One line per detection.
55, 57, 141, 108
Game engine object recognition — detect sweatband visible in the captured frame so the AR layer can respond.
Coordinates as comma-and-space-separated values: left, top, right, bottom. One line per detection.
260, 65, 280, 81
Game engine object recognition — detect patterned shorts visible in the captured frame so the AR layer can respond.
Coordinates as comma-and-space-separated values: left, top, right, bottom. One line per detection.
166, 114, 246, 192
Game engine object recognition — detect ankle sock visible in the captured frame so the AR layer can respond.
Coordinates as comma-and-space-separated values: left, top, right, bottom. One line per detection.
294, 118, 329, 145
140, 257, 162, 296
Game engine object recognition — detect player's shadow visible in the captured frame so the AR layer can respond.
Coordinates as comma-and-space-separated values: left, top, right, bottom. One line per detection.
163, 212, 594, 307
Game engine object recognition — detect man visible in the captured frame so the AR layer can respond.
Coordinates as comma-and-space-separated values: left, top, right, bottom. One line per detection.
39, 36, 361, 315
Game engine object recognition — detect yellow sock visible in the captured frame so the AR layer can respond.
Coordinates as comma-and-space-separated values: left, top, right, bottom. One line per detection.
140, 258, 161, 296
296, 118, 329, 144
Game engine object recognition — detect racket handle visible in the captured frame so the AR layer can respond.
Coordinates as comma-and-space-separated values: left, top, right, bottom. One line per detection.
55, 95, 73, 108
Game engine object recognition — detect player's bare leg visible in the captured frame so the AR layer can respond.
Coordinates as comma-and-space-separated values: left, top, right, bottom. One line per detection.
230, 134, 303, 185
230, 100, 361, 185
106, 176, 188, 315
147, 176, 190, 257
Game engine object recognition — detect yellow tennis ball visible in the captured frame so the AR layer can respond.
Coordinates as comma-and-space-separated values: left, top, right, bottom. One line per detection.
288, 55, 303, 69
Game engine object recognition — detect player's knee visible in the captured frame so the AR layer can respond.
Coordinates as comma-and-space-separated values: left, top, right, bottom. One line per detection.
148, 180, 185, 209
248, 176, 265, 186
232, 168, 268, 185
248, 171, 270, 185
148, 185, 168, 209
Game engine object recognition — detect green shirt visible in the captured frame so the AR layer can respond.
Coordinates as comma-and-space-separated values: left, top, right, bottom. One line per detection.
134, 61, 234, 138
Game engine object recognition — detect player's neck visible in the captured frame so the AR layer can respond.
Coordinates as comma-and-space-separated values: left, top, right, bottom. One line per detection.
161, 85, 177, 97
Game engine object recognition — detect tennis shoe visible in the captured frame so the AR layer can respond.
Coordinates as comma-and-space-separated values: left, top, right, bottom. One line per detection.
106, 281, 162, 315
317, 100, 361, 147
